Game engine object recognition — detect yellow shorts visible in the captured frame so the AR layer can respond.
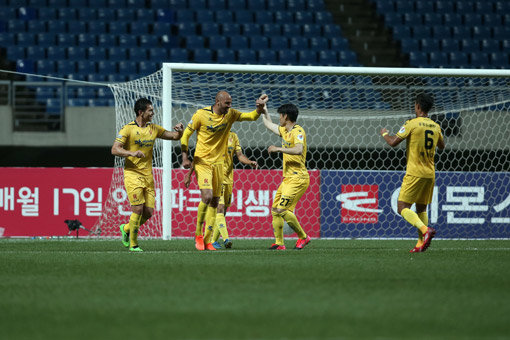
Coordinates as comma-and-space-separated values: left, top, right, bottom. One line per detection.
194, 161, 224, 197
398, 174, 435, 205
124, 172, 155, 208
272, 176, 310, 211
218, 183, 233, 208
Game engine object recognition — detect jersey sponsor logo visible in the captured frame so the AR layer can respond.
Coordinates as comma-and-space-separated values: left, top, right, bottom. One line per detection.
337, 184, 382, 224
398, 126, 406, 134
134, 139, 154, 148
206, 123, 227, 133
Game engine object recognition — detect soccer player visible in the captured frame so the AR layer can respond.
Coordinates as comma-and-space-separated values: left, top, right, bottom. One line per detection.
112, 98, 184, 252
380, 93, 445, 253
181, 91, 268, 251
261, 103, 311, 250
184, 131, 258, 249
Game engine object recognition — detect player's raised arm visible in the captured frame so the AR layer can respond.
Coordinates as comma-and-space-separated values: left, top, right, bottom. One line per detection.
380, 128, 404, 147
160, 123, 184, 140
238, 94, 269, 121
261, 104, 280, 136
235, 150, 258, 169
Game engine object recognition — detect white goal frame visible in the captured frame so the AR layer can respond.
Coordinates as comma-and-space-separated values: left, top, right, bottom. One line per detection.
161, 63, 510, 240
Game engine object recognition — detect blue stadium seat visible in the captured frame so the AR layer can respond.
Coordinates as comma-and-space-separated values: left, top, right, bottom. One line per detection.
77, 60, 96, 74
287, 0, 307, 11
56, 60, 76, 74
440, 39, 459, 52
227, 0, 246, 10
408, 51, 428, 67
37, 8, 57, 20
67, 46, 86, 60
16, 32, 36, 47
192, 48, 214, 63
493, 26, 510, 39
460, 39, 480, 53
403, 13, 422, 25
489, 52, 509, 68
26, 46, 45, 59
432, 26, 451, 38
78, 8, 96, 21
235, 10, 254, 23
215, 10, 234, 22
322, 24, 341, 38
57, 34, 76, 46
241, 23, 260, 36
108, 47, 128, 61
309, 37, 329, 51
46, 46, 66, 60
258, 49, 277, 64
129, 22, 150, 35
77, 33, 97, 46
184, 35, 205, 49
423, 13, 442, 26
16, 59, 35, 74
208, 0, 226, 10
429, 51, 449, 67
128, 48, 147, 61
247, 0, 266, 10
148, 47, 168, 60
27, 21, 46, 33
294, 11, 314, 24
267, 0, 286, 10
469, 52, 489, 68
189, 0, 207, 8
67, 98, 88, 107
412, 27, 430, 39
278, 50, 297, 65
495, 1, 510, 13
174, 10, 194, 22
237, 49, 257, 64
36, 33, 56, 47
448, 52, 469, 68
298, 50, 317, 65
290, 36, 309, 50
250, 36, 269, 49
339, 51, 357, 65
168, 0, 187, 9
76, 86, 96, 99
68, 21, 87, 34
443, 14, 462, 26
472, 26, 491, 39
116, 8, 136, 21
216, 49, 236, 63
383, 13, 402, 26
87, 47, 107, 61
329, 36, 349, 50
229, 35, 249, 49
262, 24, 281, 36
196, 10, 215, 23
481, 39, 500, 53
97, 34, 116, 47
7, 20, 26, 34
451, 26, 471, 38
463, 13, 483, 26
420, 39, 440, 52
435, 0, 454, 12
392, 25, 411, 39
395, 0, 414, 12
109, 21, 128, 34
221, 23, 241, 35
314, 11, 333, 24
274, 11, 294, 23
88, 21, 107, 34
47, 20, 66, 33
415, 0, 434, 12
152, 22, 171, 35
56, 8, 77, 20
200, 22, 221, 36
98, 60, 117, 74
400, 38, 420, 53
0, 32, 15, 46
169, 48, 189, 62
118, 34, 137, 46
138, 34, 159, 48
137, 9, 155, 20
302, 24, 322, 37
270, 36, 288, 49
455, 1, 474, 14
282, 24, 301, 36
86, 74, 107, 82
47, 98, 63, 113
307, 0, 325, 11
474, 1, 494, 13
7, 46, 26, 61
209, 35, 228, 49
176, 22, 197, 35
109, 0, 128, 7
118, 60, 138, 75
318, 50, 338, 65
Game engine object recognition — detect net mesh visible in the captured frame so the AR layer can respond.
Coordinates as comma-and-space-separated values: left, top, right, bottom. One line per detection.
93, 66, 510, 239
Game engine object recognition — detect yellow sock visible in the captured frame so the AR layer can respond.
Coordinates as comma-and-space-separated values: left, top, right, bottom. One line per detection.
128, 212, 142, 248
195, 201, 207, 236
203, 206, 217, 244
214, 213, 229, 242
416, 212, 428, 247
281, 210, 306, 239
272, 211, 284, 245
401, 208, 428, 234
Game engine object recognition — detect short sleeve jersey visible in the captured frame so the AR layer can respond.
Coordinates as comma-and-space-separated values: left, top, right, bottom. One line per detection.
223, 132, 242, 185
396, 116, 443, 178
115, 121, 166, 176
278, 124, 309, 178
186, 106, 256, 164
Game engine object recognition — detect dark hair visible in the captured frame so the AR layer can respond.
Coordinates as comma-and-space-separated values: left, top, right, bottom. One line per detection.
134, 98, 152, 116
415, 93, 434, 114
277, 103, 299, 122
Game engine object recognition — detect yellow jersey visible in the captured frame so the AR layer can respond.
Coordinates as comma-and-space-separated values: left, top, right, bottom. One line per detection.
184, 106, 259, 164
278, 124, 309, 178
396, 116, 443, 178
223, 132, 242, 185
115, 121, 166, 177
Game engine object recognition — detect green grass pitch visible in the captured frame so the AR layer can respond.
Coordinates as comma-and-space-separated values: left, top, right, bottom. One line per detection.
1, 238, 509, 340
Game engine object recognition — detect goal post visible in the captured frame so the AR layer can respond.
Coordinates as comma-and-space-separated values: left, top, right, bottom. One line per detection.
94, 64, 510, 240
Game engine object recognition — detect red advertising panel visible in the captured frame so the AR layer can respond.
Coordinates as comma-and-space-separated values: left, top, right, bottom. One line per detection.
0, 168, 320, 238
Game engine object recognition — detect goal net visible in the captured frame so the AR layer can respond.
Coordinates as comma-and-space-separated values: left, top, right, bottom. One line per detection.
93, 64, 510, 240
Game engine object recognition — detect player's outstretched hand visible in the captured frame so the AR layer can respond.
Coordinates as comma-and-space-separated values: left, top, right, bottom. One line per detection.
268, 145, 278, 154
249, 161, 259, 169
380, 128, 389, 136
174, 123, 184, 132
256, 94, 268, 113
132, 151, 145, 158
